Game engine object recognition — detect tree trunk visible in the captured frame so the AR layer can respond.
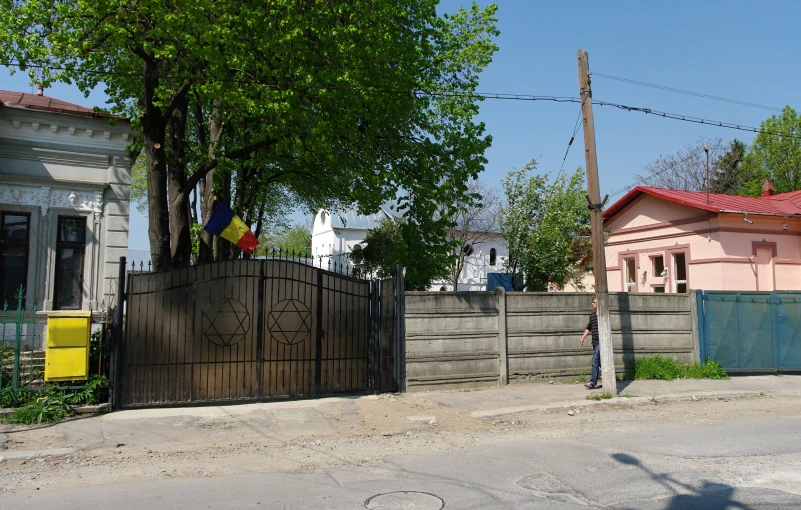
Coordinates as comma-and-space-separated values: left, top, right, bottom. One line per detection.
199, 101, 223, 264
168, 93, 192, 269
141, 68, 172, 273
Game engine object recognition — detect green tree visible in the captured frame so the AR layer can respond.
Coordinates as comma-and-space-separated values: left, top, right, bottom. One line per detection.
2, 1, 499, 272
500, 162, 591, 292
739, 106, 801, 194
254, 223, 311, 258
349, 217, 453, 291
710, 139, 752, 194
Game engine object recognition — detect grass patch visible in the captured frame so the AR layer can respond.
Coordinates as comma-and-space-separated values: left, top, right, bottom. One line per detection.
586, 391, 615, 401
573, 375, 588, 384
634, 355, 729, 381
3, 389, 74, 425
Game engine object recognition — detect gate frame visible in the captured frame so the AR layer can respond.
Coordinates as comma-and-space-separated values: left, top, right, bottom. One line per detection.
110, 257, 405, 410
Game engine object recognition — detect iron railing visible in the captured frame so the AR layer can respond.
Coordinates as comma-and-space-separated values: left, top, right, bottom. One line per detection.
0, 287, 39, 406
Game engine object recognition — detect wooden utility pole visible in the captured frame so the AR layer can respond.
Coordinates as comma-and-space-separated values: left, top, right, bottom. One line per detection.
577, 49, 617, 395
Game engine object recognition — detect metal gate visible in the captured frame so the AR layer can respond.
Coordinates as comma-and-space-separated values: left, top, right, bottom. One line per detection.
696, 290, 801, 373
111, 257, 403, 409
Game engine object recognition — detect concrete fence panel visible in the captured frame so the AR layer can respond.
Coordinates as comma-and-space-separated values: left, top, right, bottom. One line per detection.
404, 290, 698, 392
404, 292, 500, 391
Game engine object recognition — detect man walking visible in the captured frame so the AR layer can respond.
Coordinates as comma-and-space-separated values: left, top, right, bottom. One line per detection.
579, 297, 601, 389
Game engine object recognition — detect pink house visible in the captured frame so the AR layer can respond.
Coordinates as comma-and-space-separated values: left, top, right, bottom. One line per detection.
600, 180, 801, 292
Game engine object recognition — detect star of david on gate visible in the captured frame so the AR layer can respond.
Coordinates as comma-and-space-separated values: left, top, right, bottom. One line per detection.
201, 298, 251, 347
268, 299, 312, 345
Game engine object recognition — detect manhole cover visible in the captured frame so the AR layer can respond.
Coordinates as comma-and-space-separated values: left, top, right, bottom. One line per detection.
364, 491, 445, 510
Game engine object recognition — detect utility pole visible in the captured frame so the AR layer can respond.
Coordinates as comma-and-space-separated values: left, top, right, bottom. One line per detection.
705, 144, 710, 203
577, 49, 617, 395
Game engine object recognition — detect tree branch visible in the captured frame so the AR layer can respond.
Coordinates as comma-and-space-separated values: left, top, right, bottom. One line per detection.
180, 137, 277, 199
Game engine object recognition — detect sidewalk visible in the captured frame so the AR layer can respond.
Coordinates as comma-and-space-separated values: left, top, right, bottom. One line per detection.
1, 375, 799, 462
418, 375, 801, 418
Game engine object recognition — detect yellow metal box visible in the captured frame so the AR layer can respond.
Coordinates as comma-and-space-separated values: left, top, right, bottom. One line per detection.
45, 311, 92, 382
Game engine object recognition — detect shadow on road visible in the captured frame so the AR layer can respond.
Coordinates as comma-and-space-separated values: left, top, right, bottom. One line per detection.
612, 453, 747, 510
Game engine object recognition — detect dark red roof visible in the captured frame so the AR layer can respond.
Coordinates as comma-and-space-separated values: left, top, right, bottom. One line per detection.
604, 186, 801, 220
0, 90, 116, 119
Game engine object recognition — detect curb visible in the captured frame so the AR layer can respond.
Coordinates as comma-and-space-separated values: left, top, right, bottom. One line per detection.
470, 390, 766, 419
0, 447, 75, 463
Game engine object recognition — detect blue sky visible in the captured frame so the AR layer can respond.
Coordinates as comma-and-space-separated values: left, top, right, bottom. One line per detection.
2, 0, 799, 251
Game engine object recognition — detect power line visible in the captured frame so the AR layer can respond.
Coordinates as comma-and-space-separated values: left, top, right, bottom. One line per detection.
593, 72, 784, 112
4, 61, 801, 141
556, 100, 585, 180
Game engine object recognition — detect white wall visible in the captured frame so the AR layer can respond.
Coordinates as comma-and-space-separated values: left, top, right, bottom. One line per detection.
0, 104, 133, 315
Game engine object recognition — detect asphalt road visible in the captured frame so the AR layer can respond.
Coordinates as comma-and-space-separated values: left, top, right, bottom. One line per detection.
5, 414, 800, 509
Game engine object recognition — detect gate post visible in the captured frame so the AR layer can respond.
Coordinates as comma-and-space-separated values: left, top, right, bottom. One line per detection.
691, 290, 702, 363
371, 278, 381, 394
394, 265, 406, 393
315, 270, 324, 395
255, 261, 265, 398
110, 256, 126, 411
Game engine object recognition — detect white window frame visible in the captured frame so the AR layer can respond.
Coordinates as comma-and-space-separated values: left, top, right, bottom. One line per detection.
624, 257, 636, 292
673, 252, 687, 293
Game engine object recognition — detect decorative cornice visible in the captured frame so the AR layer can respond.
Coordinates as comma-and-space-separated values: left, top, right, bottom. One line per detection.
0, 183, 105, 217
0, 117, 133, 151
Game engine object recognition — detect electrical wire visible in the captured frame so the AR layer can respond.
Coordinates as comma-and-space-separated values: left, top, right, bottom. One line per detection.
592, 72, 784, 112
556, 100, 585, 180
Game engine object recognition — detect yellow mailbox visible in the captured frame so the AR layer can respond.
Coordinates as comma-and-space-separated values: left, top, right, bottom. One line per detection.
45, 311, 92, 382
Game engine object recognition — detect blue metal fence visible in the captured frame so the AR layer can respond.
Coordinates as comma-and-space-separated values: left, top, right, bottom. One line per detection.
697, 290, 801, 373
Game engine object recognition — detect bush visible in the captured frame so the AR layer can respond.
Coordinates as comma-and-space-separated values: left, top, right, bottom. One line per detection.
4, 389, 74, 425
65, 374, 107, 406
634, 355, 729, 381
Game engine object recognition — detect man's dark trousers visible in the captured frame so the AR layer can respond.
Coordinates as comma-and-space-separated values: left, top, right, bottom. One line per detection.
590, 342, 601, 386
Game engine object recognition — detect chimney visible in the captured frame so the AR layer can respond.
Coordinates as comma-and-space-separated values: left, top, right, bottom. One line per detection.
762, 178, 775, 197
36, 84, 44, 96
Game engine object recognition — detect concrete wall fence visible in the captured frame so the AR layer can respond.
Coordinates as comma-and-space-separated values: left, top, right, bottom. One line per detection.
404, 290, 699, 392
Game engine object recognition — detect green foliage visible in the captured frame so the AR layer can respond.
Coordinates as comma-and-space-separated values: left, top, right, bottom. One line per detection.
349, 216, 453, 291
254, 223, 311, 257
65, 375, 107, 406
586, 392, 614, 401
738, 106, 801, 194
500, 163, 591, 291
4, 388, 74, 425
2, 0, 500, 269
710, 139, 754, 194
634, 355, 729, 381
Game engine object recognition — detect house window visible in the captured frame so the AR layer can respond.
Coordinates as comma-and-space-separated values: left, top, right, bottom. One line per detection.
624, 257, 636, 292
673, 253, 687, 293
0, 212, 30, 307
653, 286, 666, 293
489, 248, 497, 266
54, 217, 86, 310
463, 244, 474, 256
651, 255, 665, 277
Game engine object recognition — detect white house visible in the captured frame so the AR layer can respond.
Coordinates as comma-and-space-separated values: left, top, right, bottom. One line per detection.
0, 89, 134, 345
310, 206, 509, 291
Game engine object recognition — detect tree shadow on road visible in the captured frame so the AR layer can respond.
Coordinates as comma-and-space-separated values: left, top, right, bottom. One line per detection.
612, 453, 748, 510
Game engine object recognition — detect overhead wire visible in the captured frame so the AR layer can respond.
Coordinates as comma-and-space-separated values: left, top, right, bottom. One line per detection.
592, 72, 784, 112
555, 99, 585, 181
3, 59, 799, 141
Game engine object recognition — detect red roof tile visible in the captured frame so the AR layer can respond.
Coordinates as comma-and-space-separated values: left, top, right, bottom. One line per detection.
0, 90, 115, 119
603, 186, 801, 220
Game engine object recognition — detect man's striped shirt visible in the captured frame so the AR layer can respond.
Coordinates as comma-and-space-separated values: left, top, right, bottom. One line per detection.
586, 312, 599, 345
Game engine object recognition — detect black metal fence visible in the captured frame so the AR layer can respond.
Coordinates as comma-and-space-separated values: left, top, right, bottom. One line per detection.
111, 256, 403, 409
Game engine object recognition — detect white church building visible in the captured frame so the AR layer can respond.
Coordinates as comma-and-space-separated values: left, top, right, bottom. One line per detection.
310, 206, 509, 291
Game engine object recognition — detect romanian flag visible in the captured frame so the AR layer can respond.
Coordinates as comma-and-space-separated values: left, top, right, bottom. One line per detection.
203, 203, 259, 255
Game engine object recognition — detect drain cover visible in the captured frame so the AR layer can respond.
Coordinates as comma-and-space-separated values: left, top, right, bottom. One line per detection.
364, 491, 445, 510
